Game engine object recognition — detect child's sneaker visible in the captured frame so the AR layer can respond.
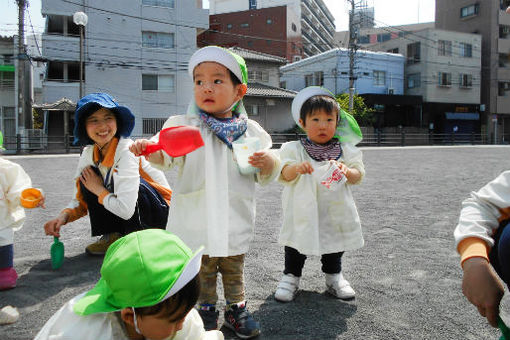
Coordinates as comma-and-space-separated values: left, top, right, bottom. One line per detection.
85, 233, 121, 256
224, 301, 260, 339
325, 273, 355, 300
197, 305, 219, 330
274, 273, 300, 302
0, 267, 18, 290
0, 306, 19, 325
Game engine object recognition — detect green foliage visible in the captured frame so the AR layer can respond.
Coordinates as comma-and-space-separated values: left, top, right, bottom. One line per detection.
32, 109, 43, 129
336, 93, 375, 126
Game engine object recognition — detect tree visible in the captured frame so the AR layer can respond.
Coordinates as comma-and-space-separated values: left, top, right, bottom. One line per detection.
336, 93, 375, 127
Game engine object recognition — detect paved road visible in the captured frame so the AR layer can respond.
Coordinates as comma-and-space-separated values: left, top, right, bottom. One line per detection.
2, 146, 510, 339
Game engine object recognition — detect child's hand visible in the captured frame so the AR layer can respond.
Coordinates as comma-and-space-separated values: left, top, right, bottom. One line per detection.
334, 161, 361, 184
462, 257, 504, 327
295, 161, 314, 175
130, 139, 164, 164
248, 151, 275, 176
44, 212, 69, 238
80, 166, 106, 196
36, 195, 46, 209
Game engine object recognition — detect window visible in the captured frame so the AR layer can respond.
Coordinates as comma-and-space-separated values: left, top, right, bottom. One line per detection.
377, 33, 391, 42
47, 61, 81, 82
267, 19, 272, 24
438, 72, 452, 86
142, 32, 174, 48
291, 23, 297, 32
143, 118, 167, 135
460, 74, 473, 88
1, 54, 13, 65
407, 73, 421, 89
358, 35, 370, 44
373, 70, 386, 86
247, 41, 253, 47
387, 48, 399, 54
314, 71, 324, 86
305, 74, 314, 87
500, 25, 510, 39
438, 40, 452, 56
240, 23, 249, 28
407, 42, 421, 64
142, 74, 175, 91
0, 71, 14, 90
249, 0, 257, 10
280, 81, 286, 88
248, 70, 269, 82
460, 43, 473, 57
142, 0, 174, 8
246, 104, 261, 116
226, 23, 233, 29
461, 4, 479, 18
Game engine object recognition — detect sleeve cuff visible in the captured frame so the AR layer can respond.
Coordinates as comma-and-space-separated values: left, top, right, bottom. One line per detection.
458, 237, 490, 267
97, 190, 110, 205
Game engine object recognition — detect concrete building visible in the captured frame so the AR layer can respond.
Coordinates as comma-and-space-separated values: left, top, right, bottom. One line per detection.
229, 47, 296, 132
436, 0, 510, 142
0, 36, 16, 149
40, 0, 208, 143
199, 0, 336, 62
335, 22, 435, 48
280, 48, 405, 96
371, 28, 482, 135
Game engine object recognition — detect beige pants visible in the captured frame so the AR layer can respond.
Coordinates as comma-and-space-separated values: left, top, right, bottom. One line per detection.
198, 254, 245, 305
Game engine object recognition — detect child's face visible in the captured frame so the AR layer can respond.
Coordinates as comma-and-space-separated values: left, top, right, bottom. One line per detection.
299, 109, 338, 144
85, 108, 117, 147
134, 308, 187, 340
193, 61, 246, 118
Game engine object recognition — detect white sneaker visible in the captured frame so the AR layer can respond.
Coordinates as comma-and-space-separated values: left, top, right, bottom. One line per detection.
275, 273, 300, 302
325, 273, 355, 300
0, 305, 19, 325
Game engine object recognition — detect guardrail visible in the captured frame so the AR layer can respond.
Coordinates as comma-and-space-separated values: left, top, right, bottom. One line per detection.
0, 132, 493, 155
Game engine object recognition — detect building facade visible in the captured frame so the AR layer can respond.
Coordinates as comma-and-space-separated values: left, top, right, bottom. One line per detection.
372, 28, 482, 135
199, 0, 336, 62
0, 36, 16, 149
280, 48, 405, 96
436, 0, 509, 142
40, 0, 208, 138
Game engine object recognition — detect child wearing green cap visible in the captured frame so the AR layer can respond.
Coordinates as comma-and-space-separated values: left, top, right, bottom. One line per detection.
0, 131, 45, 324
130, 46, 280, 338
34, 229, 223, 340
274, 86, 365, 303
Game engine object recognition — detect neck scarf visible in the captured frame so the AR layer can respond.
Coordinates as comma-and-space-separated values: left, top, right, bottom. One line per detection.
300, 137, 342, 162
199, 111, 247, 148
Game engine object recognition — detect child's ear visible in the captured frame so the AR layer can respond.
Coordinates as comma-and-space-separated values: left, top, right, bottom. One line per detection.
120, 308, 136, 326
236, 83, 248, 100
298, 118, 305, 127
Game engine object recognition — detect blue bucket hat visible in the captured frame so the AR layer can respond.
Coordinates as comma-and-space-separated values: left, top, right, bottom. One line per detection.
73, 93, 135, 146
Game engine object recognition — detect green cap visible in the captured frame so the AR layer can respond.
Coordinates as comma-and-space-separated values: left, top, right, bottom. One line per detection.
0, 131, 4, 150
73, 229, 203, 315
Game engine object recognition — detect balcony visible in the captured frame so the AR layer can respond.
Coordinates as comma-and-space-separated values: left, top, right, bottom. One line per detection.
500, 9, 510, 27
42, 34, 80, 61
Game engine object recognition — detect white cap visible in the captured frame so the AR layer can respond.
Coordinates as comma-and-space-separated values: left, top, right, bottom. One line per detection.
291, 86, 337, 128
188, 46, 245, 84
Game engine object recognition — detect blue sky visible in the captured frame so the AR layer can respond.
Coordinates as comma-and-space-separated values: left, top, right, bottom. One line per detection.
0, 0, 435, 37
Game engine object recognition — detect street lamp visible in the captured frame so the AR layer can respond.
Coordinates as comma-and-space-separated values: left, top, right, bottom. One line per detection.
73, 11, 88, 99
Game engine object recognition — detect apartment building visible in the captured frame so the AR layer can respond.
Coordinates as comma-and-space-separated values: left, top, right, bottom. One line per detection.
40, 0, 208, 139
372, 28, 482, 135
199, 0, 336, 62
436, 0, 509, 142
0, 36, 15, 149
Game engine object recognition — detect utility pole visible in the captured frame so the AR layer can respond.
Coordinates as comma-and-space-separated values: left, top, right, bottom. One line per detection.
347, 0, 358, 113
16, 0, 27, 133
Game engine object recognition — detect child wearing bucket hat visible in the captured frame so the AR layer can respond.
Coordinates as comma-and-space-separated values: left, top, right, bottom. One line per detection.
0, 131, 45, 324
34, 229, 223, 340
44, 93, 172, 256
274, 86, 365, 303
130, 46, 280, 338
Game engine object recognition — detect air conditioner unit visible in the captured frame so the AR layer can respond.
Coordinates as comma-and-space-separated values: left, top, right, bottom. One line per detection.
293, 55, 302, 62
387, 88, 395, 95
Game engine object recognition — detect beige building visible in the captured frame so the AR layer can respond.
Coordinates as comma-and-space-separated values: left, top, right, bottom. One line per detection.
371, 28, 482, 135
436, 0, 510, 142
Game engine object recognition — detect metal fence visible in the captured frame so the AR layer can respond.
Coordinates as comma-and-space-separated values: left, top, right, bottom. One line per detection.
1, 131, 492, 155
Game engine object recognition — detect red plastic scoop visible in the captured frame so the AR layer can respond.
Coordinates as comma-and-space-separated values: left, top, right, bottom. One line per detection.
141, 126, 204, 157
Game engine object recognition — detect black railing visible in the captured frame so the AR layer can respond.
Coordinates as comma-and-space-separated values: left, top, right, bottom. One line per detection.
0, 132, 493, 155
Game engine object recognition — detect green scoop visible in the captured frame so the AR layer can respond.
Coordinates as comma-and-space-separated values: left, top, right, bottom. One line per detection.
50, 237, 64, 269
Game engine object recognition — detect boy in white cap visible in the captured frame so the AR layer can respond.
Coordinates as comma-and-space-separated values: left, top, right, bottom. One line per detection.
130, 46, 280, 338
34, 229, 223, 340
274, 86, 365, 302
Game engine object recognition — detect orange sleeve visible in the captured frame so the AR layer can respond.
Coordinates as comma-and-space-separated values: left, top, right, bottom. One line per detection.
62, 179, 88, 223
458, 237, 490, 267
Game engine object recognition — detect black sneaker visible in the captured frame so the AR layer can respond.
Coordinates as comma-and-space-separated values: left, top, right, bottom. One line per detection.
224, 302, 260, 339
197, 306, 219, 331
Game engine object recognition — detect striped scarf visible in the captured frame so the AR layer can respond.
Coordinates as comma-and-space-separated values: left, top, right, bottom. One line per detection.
199, 111, 247, 149
300, 137, 342, 162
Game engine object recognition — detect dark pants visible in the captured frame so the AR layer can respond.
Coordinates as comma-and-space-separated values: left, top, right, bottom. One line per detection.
80, 167, 168, 237
0, 244, 13, 268
283, 246, 344, 277
489, 221, 510, 288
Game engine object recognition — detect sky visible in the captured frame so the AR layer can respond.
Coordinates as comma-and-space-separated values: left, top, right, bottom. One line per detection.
0, 0, 435, 37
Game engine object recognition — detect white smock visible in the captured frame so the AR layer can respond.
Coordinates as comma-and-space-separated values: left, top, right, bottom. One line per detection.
0, 158, 31, 246
153, 114, 280, 257
278, 141, 365, 256
34, 293, 224, 340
